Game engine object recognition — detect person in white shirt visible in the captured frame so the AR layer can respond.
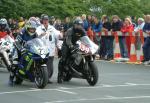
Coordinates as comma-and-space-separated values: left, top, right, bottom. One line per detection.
134, 18, 145, 53
134, 18, 145, 32
36, 14, 61, 83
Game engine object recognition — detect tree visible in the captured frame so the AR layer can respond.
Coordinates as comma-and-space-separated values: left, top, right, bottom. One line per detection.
0, 0, 149, 19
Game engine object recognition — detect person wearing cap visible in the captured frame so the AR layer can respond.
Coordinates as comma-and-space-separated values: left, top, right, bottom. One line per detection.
36, 14, 61, 83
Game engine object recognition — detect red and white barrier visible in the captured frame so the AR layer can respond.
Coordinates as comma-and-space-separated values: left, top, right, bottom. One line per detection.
93, 30, 149, 63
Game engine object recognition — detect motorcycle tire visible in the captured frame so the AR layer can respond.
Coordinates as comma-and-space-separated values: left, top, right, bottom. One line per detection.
15, 76, 23, 85
86, 62, 99, 86
63, 73, 72, 82
35, 66, 48, 89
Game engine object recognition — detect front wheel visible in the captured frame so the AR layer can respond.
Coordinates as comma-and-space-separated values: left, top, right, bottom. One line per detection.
14, 75, 23, 85
34, 66, 48, 89
86, 62, 99, 86
63, 73, 72, 82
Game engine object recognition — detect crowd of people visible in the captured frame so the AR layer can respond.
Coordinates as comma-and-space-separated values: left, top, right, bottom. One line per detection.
0, 14, 150, 66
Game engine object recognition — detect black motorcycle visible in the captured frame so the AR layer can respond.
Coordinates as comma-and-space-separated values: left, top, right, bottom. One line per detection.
58, 36, 99, 86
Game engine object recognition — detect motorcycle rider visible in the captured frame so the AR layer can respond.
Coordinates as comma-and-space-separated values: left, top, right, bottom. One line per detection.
0, 18, 13, 71
58, 17, 87, 83
9, 20, 37, 85
36, 14, 61, 83
0, 18, 11, 36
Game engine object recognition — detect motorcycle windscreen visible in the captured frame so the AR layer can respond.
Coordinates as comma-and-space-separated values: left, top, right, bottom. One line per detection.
25, 38, 49, 58
79, 36, 99, 54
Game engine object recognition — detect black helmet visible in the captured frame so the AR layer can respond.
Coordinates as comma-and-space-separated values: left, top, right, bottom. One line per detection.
73, 17, 83, 26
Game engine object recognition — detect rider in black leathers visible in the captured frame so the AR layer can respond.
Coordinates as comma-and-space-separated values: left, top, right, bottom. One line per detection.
58, 17, 87, 82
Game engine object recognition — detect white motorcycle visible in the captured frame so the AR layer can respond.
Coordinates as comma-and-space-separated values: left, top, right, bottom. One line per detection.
0, 35, 14, 71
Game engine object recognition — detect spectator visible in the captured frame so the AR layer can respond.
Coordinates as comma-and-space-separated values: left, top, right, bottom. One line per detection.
36, 14, 61, 83
11, 22, 19, 38
121, 17, 134, 57
63, 17, 72, 32
134, 18, 145, 32
81, 14, 89, 31
92, 15, 103, 33
142, 15, 150, 65
8, 19, 18, 32
87, 15, 92, 28
91, 15, 103, 58
18, 17, 25, 30
134, 18, 145, 50
131, 16, 137, 27
101, 15, 113, 60
111, 15, 128, 58
55, 19, 64, 31
8, 18, 13, 28
87, 15, 94, 41
49, 16, 56, 26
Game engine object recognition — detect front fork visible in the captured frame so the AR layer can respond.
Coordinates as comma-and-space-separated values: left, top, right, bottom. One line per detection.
83, 55, 94, 77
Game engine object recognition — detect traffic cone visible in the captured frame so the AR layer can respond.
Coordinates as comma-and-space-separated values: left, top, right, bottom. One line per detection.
139, 30, 144, 62
139, 44, 144, 61
113, 32, 121, 60
128, 35, 137, 63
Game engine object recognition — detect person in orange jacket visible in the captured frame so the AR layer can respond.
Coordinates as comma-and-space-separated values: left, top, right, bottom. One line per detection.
121, 17, 134, 57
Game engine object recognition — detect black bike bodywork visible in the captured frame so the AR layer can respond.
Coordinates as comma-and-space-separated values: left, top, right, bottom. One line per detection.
58, 36, 99, 86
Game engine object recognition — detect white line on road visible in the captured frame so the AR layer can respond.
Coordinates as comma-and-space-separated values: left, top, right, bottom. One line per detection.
61, 83, 150, 89
55, 89, 77, 95
0, 88, 77, 95
44, 95, 150, 103
0, 89, 42, 95
30, 88, 40, 90
1, 83, 150, 95
125, 83, 138, 86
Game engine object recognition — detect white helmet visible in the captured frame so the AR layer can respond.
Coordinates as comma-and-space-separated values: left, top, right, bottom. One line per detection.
25, 20, 37, 36
0, 18, 8, 29
29, 17, 41, 27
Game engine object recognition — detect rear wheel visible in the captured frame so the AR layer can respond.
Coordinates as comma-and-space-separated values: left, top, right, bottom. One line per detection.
35, 66, 48, 89
86, 62, 99, 86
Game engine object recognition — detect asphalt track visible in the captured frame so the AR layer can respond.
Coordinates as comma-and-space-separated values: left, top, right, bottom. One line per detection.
0, 58, 150, 103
